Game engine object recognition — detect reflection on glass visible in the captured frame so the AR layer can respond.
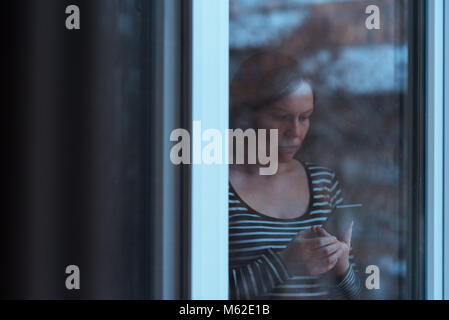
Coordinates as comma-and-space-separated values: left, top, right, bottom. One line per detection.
229, 0, 411, 299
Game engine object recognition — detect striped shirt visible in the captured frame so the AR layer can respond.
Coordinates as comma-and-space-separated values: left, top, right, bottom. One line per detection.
229, 161, 362, 300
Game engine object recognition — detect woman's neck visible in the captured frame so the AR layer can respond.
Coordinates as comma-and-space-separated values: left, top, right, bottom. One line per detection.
230, 159, 298, 177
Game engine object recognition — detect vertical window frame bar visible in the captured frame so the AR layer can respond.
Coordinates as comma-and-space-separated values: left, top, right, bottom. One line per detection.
191, 0, 229, 300
444, 0, 449, 301
407, 0, 427, 300
147, 0, 189, 299
426, 0, 445, 300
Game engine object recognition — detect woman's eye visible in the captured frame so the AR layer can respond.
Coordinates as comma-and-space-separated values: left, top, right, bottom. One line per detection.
273, 113, 288, 120
299, 116, 309, 122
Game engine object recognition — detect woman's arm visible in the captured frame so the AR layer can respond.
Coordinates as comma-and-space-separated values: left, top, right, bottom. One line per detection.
328, 251, 362, 299
229, 248, 291, 300
308, 225, 361, 299
230, 231, 344, 299
326, 171, 362, 299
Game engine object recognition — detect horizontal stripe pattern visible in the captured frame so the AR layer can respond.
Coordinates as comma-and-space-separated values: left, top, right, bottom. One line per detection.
330, 264, 362, 300
229, 161, 360, 300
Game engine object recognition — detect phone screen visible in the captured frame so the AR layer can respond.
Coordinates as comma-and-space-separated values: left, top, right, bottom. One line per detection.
323, 205, 362, 240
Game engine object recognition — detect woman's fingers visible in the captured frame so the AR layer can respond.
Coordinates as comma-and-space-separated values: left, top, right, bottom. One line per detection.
311, 247, 343, 275
316, 242, 342, 259
307, 236, 337, 249
342, 221, 354, 246
296, 228, 314, 239
289, 225, 352, 276
316, 226, 333, 238
298, 226, 320, 239
320, 246, 343, 266
324, 247, 344, 270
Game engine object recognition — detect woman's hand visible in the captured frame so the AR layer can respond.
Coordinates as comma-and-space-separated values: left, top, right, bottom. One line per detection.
277, 228, 345, 276
315, 223, 353, 277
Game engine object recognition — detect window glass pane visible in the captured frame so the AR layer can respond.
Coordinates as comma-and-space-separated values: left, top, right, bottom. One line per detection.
229, 0, 421, 300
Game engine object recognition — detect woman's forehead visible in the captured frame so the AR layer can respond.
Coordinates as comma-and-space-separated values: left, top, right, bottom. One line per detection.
267, 95, 314, 115
292, 81, 313, 96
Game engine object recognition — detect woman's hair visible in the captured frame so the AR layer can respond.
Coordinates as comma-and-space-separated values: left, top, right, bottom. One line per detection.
230, 51, 314, 129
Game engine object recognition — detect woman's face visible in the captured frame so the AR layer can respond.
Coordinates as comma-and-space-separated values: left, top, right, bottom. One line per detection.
254, 83, 314, 163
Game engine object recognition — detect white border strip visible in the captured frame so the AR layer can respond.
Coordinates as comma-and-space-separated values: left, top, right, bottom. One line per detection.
427, 0, 444, 300
444, 0, 449, 301
191, 0, 229, 299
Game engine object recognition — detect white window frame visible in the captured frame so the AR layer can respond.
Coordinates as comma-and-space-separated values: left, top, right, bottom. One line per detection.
191, 0, 229, 299
426, 0, 446, 300
189, 0, 449, 300
443, 0, 449, 301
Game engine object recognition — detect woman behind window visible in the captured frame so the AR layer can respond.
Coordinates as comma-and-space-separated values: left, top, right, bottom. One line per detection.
229, 51, 361, 300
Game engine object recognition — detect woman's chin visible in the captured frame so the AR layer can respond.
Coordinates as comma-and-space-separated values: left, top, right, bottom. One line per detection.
278, 151, 298, 162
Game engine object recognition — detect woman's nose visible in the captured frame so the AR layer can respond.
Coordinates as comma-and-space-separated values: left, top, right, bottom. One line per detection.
286, 119, 303, 139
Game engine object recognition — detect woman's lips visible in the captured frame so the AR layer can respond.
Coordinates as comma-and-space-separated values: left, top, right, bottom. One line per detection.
279, 145, 300, 153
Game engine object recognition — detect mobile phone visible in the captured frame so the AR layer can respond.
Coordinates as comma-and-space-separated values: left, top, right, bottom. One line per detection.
323, 205, 362, 240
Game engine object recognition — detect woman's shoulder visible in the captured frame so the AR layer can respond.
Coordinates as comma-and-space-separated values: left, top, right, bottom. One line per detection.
301, 160, 344, 208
